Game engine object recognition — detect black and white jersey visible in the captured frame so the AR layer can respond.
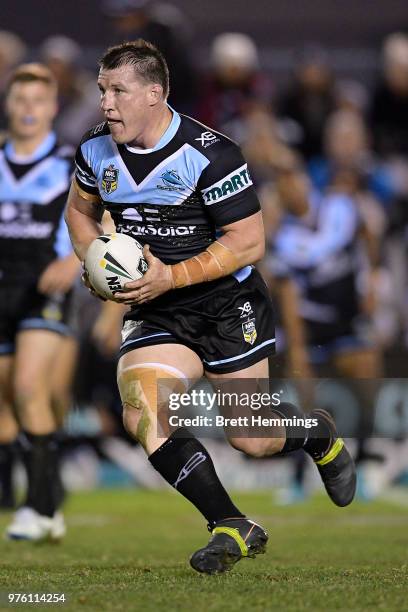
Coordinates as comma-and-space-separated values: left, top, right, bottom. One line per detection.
74, 109, 260, 265
269, 191, 362, 326
0, 132, 73, 285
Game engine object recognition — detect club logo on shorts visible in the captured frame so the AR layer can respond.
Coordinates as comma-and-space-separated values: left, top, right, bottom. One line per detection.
238, 301, 253, 318
102, 164, 119, 194
242, 318, 257, 345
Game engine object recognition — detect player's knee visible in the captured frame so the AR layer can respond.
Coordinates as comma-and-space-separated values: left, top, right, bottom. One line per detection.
227, 436, 284, 458
118, 366, 157, 445
0, 409, 19, 442
122, 402, 148, 438
122, 403, 139, 436
13, 374, 40, 408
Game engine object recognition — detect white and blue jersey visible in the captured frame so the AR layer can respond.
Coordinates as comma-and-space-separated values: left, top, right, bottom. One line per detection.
269, 191, 372, 360
0, 133, 75, 353
0, 132, 73, 285
271, 191, 361, 325
74, 110, 260, 264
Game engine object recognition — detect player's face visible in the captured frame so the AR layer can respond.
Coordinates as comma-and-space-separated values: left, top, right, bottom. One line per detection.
6, 81, 57, 140
98, 65, 156, 145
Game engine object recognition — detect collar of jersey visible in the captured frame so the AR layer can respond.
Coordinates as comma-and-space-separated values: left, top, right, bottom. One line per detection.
124, 106, 181, 154
4, 131, 57, 164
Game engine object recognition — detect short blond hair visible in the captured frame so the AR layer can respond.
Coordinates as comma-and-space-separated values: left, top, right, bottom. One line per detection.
6, 63, 57, 95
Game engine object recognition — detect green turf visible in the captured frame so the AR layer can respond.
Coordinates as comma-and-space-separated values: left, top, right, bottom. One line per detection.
0, 489, 406, 612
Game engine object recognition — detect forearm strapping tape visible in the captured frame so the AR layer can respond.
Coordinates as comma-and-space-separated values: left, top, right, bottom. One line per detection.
170, 241, 239, 289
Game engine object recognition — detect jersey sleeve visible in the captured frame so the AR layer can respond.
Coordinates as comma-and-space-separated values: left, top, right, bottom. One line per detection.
197, 144, 260, 225
74, 142, 99, 197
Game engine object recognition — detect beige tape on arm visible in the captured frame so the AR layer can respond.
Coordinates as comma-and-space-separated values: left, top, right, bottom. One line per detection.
74, 180, 101, 203
170, 241, 239, 288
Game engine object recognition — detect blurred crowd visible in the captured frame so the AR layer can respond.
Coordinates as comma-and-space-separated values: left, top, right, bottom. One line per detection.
1, 0, 408, 496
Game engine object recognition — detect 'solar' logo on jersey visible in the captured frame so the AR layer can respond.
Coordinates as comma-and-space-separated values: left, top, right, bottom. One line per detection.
102, 165, 119, 194
202, 164, 252, 205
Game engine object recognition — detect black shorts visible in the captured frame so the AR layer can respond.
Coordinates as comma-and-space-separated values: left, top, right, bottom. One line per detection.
119, 267, 276, 374
0, 283, 74, 356
305, 316, 373, 365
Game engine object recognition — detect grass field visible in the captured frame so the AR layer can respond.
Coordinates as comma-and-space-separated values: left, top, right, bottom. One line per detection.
0, 489, 407, 612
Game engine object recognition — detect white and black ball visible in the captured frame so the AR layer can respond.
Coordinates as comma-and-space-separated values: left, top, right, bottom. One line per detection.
84, 233, 148, 300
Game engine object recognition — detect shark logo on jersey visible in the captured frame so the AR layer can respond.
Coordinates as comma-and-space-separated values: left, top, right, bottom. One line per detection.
157, 170, 188, 192
102, 164, 119, 194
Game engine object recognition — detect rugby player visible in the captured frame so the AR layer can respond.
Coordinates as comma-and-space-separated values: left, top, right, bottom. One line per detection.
271, 167, 382, 377
0, 64, 79, 540
66, 40, 356, 574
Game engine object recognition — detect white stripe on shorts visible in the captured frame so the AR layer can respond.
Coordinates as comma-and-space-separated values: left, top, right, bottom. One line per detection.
203, 338, 276, 367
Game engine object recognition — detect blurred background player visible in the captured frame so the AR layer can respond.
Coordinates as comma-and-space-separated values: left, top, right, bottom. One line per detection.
0, 64, 80, 539
263, 163, 384, 501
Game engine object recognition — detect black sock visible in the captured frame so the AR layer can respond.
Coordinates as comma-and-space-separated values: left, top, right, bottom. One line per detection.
149, 428, 245, 528
20, 432, 63, 517
0, 442, 15, 506
273, 403, 333, 460
303, 416, 333, 461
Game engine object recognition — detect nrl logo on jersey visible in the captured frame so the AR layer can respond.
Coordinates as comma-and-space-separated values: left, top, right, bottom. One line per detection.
242, 318, 257, 345
157, 170, 188, 191
102, 164, 119, 194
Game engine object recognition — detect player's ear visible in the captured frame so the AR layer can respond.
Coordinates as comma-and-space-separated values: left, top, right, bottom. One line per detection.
148, 83, 163, 106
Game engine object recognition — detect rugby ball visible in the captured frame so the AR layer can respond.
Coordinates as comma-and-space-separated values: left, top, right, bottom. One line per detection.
84, 233, 148, 300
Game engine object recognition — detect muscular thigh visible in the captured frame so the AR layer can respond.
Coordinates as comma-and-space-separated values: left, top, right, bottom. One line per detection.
14, 330, 66, 395
118, 343, 204, 452
206, 358, 285, 455
118, 342, 204, 411
118, 342, 204, 379
205, 357, 270, 420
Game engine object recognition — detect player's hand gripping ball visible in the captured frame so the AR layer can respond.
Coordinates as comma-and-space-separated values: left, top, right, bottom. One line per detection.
84, 233, 148, 300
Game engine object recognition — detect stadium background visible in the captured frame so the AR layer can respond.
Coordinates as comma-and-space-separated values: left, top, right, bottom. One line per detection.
0, 2, 407, 609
